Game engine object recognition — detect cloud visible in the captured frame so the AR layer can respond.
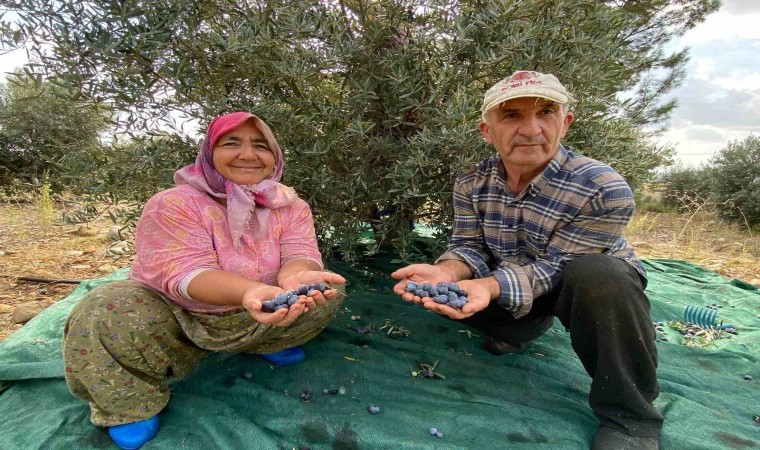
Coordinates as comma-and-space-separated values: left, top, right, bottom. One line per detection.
662, 20, 760, 167
664, 36, 760, 132
684, 126, 725, 142
722, 0, 760, 15
672, 79, 760, 128
688, 40, 760, 76
679, 10, 760, 45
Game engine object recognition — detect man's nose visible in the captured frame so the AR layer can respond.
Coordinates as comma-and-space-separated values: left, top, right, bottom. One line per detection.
519, 115, 542, 136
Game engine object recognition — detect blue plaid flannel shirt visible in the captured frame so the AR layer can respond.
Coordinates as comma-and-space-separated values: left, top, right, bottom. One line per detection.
437, 145, 646, 319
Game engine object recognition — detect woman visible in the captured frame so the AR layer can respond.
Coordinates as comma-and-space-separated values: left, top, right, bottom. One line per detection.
62, 112, 346, 449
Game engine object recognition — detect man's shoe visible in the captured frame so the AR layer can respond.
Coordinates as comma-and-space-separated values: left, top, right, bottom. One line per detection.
482, 336, 527, 355
593, 426, 659, 450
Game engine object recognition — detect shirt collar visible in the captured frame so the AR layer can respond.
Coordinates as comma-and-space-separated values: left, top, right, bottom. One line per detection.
529, 145, 568, 195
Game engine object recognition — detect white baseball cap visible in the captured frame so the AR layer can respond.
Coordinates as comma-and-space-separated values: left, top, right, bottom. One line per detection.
481, 70, 575, 120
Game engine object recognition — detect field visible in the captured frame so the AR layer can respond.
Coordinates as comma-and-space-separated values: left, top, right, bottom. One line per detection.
0, 201, 758, 343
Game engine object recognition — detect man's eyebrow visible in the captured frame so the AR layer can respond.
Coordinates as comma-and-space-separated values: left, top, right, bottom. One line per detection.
497, 106, 520, 114
537, 100, 560, 109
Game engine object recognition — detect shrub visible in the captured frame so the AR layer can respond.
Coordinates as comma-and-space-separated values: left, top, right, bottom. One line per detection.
658, 164, 714, 211
709, 135, 760, 228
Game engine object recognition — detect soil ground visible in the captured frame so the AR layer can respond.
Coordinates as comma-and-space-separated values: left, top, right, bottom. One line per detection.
1, 201, 758, 343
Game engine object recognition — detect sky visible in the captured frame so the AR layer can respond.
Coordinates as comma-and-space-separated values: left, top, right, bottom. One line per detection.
1, 1, 759, 168
658, 0, 760, 167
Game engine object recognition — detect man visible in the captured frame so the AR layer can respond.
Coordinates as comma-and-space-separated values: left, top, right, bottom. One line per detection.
391, 70, 662, 449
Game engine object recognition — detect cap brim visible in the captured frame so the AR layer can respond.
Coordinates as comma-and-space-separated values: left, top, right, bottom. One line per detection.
481, 89, 575, 119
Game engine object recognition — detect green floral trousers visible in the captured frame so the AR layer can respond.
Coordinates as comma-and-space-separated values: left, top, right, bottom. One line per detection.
62, 279, 344, 426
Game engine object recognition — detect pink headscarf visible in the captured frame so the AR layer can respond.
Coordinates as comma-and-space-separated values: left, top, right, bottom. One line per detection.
174, 112, 297, 250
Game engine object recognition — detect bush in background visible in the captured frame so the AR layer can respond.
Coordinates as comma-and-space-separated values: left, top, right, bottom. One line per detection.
0, 76, 110, 193
710, 135, 760, 229
62, 134, 197, 225
658, 164, 714, 211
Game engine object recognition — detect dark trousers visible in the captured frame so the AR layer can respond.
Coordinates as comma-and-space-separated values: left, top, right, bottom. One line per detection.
460, 254, 663, 437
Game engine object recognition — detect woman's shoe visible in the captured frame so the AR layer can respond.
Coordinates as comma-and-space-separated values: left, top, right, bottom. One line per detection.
108, 415, 160, 450
260, 346, 305, 366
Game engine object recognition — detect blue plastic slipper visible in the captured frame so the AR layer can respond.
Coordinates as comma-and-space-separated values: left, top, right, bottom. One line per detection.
260, 346, 305, 366
108, 415, 160, 450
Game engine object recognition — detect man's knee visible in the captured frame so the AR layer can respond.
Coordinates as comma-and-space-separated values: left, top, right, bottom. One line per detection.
560, 254, 647, 316
66, 280, 171, 337
566, 254, 640, 292
564, 254, 628, 280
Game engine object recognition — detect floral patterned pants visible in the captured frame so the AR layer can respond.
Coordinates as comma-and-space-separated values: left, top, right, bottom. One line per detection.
62, 280, 344, 426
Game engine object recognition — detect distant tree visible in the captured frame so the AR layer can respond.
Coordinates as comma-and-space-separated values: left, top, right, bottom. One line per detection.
64, 133, 198, 224
659, 163, 713, 210
0, 74, 111, 192
0, 0, 719, 258
709, 135, 760, 228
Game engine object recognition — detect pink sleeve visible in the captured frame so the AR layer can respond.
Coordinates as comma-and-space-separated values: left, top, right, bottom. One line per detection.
279, 199, 323, 268
129, 190, 221, 302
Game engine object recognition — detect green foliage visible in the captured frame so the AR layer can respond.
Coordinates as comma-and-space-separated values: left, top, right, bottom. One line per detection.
659, 164, 714, 211
657, 135, 760, 229
567, 115, 674, 190
0, 75, 111, 192
633, 190, 679, 214
1, 0, 719, 259
709, 135, 760, 228
63, 133, 198, 225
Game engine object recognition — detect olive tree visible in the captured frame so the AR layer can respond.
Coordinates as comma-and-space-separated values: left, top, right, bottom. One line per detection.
0, 0, 718, 258
0, 75, 110, 192
709, 135, 760, 228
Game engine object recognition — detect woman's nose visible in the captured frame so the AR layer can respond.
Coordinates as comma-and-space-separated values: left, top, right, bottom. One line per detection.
238, 142, 259, 159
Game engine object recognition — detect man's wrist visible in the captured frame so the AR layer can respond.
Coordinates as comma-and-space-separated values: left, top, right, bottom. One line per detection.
483, 276, 502, 302
436, 258, 474, 281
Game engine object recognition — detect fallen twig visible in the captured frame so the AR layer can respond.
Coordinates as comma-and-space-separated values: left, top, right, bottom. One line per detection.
15, 276, 82, 285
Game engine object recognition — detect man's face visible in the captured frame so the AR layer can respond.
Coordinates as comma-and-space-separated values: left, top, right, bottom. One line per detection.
480, 97, 574, 171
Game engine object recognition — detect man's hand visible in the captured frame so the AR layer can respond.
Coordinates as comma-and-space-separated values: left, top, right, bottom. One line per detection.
390, 264, 454, 305
242, 284, 310, 326
420, 279, 492, 319
280, 270, 346, 307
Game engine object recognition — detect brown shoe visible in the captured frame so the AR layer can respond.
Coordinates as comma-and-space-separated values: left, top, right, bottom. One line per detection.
593, 427, 659, 450
482, 336, 527, 355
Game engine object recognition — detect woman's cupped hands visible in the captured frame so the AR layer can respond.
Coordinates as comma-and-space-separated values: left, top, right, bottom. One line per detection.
242, 271, 346, 326
281, 270, 346, 307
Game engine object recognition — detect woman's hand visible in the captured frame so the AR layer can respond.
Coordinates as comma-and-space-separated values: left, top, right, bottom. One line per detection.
280, 270, 346, 307
241, 284, 310, 326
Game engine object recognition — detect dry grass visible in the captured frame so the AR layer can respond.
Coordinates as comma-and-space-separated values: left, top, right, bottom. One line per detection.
0, 202, 758, 343
0, 201, 133, 342
627, 210, 759, 284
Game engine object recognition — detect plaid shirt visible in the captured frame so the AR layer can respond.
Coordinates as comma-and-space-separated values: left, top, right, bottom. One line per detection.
437, 145, 645, 319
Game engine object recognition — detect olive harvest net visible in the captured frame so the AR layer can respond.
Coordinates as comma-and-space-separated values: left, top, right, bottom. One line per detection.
0, 247, 757, 449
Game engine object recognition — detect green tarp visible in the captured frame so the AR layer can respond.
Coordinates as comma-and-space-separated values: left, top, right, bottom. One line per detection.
0, 256, 757, 449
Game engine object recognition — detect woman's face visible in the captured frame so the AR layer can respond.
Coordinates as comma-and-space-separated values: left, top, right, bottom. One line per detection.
212, 120, 276, 185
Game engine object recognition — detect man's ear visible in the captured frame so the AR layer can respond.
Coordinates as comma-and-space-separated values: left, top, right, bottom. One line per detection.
561, 111, 574, 138
479, 120, 492, 144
